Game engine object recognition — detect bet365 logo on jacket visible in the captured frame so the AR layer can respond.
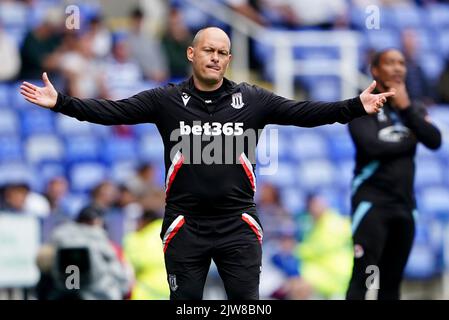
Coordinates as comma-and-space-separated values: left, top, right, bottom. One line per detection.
179, 121, 244, 136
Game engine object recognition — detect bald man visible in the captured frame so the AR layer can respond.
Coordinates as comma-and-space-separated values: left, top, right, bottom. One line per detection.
20, 27, 394, 300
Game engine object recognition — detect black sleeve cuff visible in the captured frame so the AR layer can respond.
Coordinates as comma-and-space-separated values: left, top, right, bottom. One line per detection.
348, 96, 367, 117
50, 92, 65, 112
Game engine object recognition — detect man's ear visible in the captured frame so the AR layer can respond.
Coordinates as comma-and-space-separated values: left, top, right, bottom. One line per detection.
187, 46, 194, 62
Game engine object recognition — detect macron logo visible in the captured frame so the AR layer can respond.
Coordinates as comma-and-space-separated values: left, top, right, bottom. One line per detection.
182, 92, 191, 106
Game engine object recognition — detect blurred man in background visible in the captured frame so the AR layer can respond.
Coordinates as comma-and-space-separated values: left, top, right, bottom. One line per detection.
41, 205, 130, 300
347, 49, 442, 300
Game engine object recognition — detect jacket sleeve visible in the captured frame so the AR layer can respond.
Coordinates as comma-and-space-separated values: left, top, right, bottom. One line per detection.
399, 104, 442, 150
349, 114, 416, 159
254, 85, 367, 127
51, 87, 166, 125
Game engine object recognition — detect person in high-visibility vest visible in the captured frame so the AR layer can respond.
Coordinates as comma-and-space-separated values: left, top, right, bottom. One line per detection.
124, 210, 169, 300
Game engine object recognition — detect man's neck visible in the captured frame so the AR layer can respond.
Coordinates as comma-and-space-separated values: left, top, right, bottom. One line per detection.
192, 75, 223, 92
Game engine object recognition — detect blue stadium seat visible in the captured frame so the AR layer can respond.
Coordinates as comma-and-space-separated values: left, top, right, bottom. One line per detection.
25, 134, 64, 164
415, 159, 444, 188
0, 84, 11, 108
60, 193, 89, 218
65, 136, 101, 163
280, 186, 305, 215
391, 4, 423, 29
0, 1, 28, 28
328, 132, 355, 162
305, 76, 341, 102
426, 4, 449, 29
56, 114, 92, 136
0, 109, 19, 135
20, 109, 55, 136
418, 53, 445, 82
438, 29, 449, 57
110, 160, 138, 184
419, 187, 449, 215
336, 160, 355, 189
290, 132, 328, 161
103, 137, 138, 164
265, 162, 296, 188
69, 162, 108, 193
0, 162, 34, 187
138, 134, 165, 163
365, 28, 400, 51
296, 159, 336, 190
0, 136, 23, 162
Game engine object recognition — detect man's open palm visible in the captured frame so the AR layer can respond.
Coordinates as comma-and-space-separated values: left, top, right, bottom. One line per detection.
360, 80, 396, 114
20, 72, 58, 109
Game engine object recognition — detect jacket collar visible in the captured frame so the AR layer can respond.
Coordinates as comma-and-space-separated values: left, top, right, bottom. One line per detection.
180, 76, 238, 97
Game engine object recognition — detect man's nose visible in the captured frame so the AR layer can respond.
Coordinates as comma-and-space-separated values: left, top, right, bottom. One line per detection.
211, 52, 219, 62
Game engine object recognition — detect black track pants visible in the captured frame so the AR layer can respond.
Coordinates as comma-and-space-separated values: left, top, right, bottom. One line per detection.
346, 202, 415, 300
160, 211, 263, 300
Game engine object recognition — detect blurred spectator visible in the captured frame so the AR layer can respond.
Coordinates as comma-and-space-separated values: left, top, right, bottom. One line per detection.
115, 184, 144, 234
44, 176, 69, 215
124, 209, 169, 299
19, 9, 63, 80
91, 181, 118, 211
268, 228, 312, 300
126, 163, 158, 198
24, 189, 51, 218
260, 0, 348, 29
103, 34, 143, 97
0, 183, 29, 213
0, 25, 20, 81
41, 176, 71, 243
401, 29, 435, 106
161, 8, 192, 79
42, 205, 130, 299
293, 194, 353, 299
257, 183, 294, 244
58, 31, 106, 98
83, 15, 112, 59
223, 0, 267, 25
139, 0, 169, 36
128, 7, 168, 82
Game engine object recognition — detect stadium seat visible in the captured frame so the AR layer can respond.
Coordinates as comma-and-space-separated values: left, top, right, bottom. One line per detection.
110, 160, 138, 184
328, 132, 355, 162
20, 108, 55, 136
25, 134, 64, 164
426, 4, 449, 29
138, 134, 165, 163
0, 162, 35, 187
290, 132, 328, 161
64, 136, 101, 163
365, 28, 400, 51
391, 4, 423, 29
68, 162, 108, 193
438, 29, 449, 57
414, 159, 444, 188
0, 136, 23, 162
418, 53, 445, 82
419, 187, 449, 215
103, 137, 138, 164
0, 109, 19, 136
0, 84, 11, 108
56, 114, 92, 136
297, 159, 336, 190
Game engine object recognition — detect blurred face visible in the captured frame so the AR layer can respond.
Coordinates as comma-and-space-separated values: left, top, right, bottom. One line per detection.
5, 186, 28, 211
307, 196, 327, 221
187, 28, 232, 88
47, 177, 68, 200
371, 50, 407, 89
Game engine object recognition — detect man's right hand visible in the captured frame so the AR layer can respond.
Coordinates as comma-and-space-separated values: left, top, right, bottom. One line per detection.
20, 72, 58, 109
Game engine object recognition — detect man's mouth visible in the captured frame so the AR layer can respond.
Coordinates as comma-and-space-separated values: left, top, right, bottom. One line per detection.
207, 65, 220, 71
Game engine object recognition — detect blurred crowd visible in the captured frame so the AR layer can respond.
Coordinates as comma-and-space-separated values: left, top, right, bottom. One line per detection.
0, 0, 449, 104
